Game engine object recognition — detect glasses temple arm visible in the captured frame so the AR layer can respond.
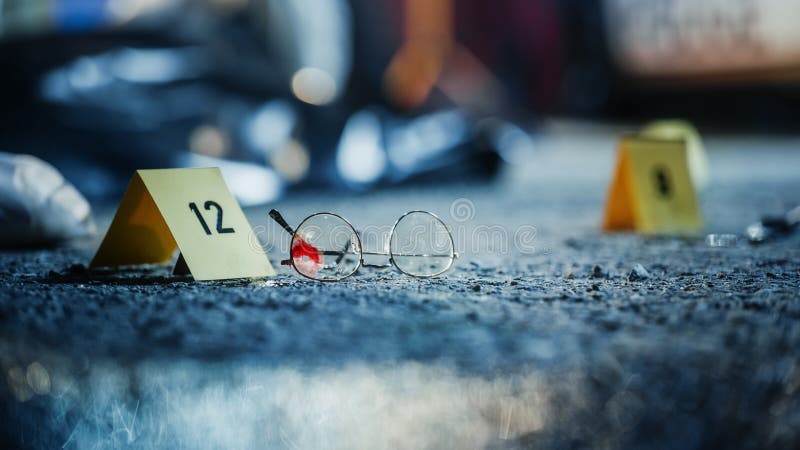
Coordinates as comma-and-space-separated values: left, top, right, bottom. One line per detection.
269, 209, 295, 235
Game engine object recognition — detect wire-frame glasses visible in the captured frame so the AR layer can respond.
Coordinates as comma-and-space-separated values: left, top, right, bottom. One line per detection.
269, 209, 457, 281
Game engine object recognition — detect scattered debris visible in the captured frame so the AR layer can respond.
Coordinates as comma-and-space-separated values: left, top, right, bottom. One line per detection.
67, 264, 88, 275
628, 264, 651, 281
706, 234, 739, 248
747, 205, 799, 244
589, 265, 606, 279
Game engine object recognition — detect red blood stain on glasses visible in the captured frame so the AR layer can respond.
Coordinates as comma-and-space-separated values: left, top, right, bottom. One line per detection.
291, 238, 323, 275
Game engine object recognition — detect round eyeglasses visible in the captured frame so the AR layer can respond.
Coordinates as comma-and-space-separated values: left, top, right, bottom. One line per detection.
269, 209, 457, 281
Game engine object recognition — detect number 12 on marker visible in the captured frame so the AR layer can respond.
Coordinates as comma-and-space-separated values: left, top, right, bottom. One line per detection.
189, 201, 235, 235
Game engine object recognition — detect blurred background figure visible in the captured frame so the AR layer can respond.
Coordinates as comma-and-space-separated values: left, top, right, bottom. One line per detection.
1, 0, 799, 204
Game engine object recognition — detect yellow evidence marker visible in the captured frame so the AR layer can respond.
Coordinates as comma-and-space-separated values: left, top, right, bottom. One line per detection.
90, 168, 275, 281
602, 136, 703, 236
641, 119, 709, 191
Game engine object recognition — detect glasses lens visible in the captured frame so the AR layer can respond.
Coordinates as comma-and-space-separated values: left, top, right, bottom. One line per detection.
291, 213, 360, 281
390, 211, 454, 277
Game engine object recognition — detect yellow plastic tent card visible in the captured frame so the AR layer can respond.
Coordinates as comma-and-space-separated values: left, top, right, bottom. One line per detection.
602, 136, 703, 236
91, 168, 275, 281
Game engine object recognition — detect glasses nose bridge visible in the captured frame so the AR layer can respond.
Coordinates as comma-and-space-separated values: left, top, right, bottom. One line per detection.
355, 227, 391, 254
355, 228, 393, 269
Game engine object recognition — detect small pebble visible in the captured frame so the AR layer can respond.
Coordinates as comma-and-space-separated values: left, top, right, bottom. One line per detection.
68, 263, 88, 275
628, 263, 651, 281
589, 265, 605, 279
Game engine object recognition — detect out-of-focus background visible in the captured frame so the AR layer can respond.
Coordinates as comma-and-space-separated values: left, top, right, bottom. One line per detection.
2, 0, 800, 204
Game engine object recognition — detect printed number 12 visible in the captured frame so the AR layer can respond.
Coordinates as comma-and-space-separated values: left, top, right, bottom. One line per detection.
189, 201, 235, 235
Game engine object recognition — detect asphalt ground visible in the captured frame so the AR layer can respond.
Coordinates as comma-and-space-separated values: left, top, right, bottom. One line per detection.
1, 122, 799, 449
